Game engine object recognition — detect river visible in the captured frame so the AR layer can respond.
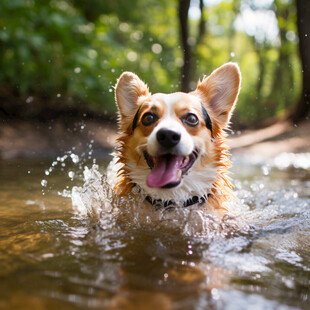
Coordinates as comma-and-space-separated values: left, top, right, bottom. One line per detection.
0, 152, 309, 309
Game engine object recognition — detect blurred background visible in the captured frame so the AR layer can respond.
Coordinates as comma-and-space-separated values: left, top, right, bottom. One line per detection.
0, 0, 309, 158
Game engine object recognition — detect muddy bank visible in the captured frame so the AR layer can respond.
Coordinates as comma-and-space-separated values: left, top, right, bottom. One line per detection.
0, 118, 309, 160
0, 119, 117, 159
229, 120, 310, 159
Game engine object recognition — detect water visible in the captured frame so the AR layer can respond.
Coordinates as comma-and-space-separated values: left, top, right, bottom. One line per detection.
0, 155, 309, 310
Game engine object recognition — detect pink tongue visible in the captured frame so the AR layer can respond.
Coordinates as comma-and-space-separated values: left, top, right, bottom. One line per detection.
146, 155, 183, 188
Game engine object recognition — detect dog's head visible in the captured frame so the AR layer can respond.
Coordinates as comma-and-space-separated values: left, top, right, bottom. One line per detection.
114, 63, 241, 203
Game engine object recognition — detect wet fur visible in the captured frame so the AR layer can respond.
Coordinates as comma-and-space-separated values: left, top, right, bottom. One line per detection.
109, 63, 241, 218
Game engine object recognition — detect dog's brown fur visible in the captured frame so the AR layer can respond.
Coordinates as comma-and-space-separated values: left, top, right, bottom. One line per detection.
109, 63, 241, 218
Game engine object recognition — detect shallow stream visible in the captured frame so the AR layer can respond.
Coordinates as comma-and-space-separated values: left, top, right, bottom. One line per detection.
0, 153, 309, 309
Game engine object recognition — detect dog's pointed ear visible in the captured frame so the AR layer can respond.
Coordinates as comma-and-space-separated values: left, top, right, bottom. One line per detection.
115, 72, 150, 125
196, 63, 241, 129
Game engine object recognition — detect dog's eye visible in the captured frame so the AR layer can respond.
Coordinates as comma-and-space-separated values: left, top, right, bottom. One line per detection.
183, 113, 199, 126
141, 112, 158, 126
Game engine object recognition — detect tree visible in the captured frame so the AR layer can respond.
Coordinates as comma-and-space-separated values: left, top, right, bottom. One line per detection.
293, 0, 310, 122
271, 0, 295, 110
178, 0, 191, 92
178, 0, 208, 92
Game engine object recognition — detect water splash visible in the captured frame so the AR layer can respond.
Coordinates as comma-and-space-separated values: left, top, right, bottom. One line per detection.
71, 165, 250, 239
72, 165, 116, 218
40, 132, 100, 197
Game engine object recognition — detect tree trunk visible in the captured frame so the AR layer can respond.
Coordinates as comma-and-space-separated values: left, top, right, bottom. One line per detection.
197, 0, 206, 45
178, 0, 191, 92
292, 0, 310, 122
271, 2, 293, 110
256, 49, 266, 105
191, 0, 206, 83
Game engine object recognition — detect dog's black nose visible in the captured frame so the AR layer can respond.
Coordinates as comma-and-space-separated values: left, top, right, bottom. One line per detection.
156, 128, 181, 148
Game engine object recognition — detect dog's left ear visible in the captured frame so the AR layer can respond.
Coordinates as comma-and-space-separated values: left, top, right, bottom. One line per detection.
115, 72, 149, 128
195, 63, 241, 129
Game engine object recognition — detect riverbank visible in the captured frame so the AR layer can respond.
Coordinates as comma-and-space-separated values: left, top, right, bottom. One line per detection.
0, 118, 309, 160
0, 118, 117, 159
228, 120, 310, 160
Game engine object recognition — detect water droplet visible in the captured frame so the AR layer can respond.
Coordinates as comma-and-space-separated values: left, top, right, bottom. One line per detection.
88, 49, 97, 59
70, 154, 79, 163
26, 96, 34, 103
151, 43, 162, 54
119, 22, 129, 32
68, 171, 75, 180
127, 51, 138, 62
286, 31, 296, 41
211, 288, 220, 300
41, 180, 47, 187
261, 165, 270, 176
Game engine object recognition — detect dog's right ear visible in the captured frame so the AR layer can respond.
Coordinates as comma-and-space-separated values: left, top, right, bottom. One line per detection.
115, 72, 149, 129
195, 63, 241, 130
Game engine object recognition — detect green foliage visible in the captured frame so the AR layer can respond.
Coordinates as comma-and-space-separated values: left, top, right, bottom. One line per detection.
193, 0, 300, 125
0, 0, 180, 113
0, 0, 302, 124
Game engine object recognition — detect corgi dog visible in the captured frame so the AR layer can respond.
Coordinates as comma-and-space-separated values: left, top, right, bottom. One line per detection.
109, 63, 241, 218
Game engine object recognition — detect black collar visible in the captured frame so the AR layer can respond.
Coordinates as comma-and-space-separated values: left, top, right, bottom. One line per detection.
145, 194, 210, 209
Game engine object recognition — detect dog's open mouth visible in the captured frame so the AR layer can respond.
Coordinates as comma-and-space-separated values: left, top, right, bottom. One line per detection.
144, 151, 198, 188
